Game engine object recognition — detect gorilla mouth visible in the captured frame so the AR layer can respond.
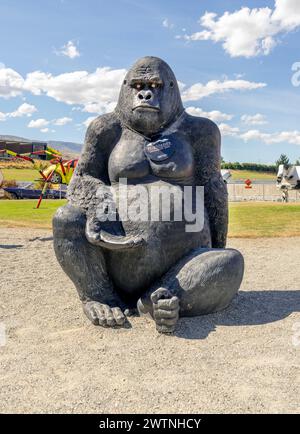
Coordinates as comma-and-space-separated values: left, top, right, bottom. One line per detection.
133, 104, 160, 112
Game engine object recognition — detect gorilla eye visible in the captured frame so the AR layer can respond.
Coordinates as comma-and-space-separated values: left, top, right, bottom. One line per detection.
150, 82, 162, 89
132, 82, 144, 90
170, 81, 174, 88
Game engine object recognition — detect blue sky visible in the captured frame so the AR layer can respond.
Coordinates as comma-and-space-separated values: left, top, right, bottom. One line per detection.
1, 0, 300, 163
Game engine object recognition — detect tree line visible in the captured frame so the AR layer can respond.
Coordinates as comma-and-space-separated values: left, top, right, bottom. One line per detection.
221, 154, 300, 172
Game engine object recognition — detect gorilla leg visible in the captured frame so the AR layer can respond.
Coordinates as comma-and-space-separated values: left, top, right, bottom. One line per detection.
138, 248, 244, 333
53, 204, 126, 326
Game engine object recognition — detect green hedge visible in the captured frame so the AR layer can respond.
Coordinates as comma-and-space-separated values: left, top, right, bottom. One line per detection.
221, 162, 277, 172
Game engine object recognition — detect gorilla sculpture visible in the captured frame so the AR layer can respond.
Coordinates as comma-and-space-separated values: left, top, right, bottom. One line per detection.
53, 56, 244, 333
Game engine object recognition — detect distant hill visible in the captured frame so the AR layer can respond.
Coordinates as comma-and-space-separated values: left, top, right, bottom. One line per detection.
0, 134, 31, 142
0, 135, 83, 157
48, 140, 83, 156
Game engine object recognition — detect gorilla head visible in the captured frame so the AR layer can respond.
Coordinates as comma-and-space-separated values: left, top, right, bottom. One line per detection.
116, 56, 184, 136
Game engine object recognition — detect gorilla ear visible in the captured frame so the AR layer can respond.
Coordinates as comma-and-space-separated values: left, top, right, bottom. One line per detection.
170, 81, 174, 88
123, 79, 127, 85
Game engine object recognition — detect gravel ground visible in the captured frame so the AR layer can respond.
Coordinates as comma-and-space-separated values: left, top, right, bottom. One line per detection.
0, 228, 299, 414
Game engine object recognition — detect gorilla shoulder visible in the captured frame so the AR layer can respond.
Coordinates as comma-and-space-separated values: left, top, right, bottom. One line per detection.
85, 111, 122, 143
74, 111, 122, 184
184, 112, 221, 148
79, 111, 122, 168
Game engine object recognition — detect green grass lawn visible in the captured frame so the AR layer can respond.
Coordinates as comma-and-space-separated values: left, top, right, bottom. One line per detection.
2, 168, 38, 182
0, 199, 299, 237
229, 202, 300, 237
0, 199, 67, 228
230, 170, 276, 181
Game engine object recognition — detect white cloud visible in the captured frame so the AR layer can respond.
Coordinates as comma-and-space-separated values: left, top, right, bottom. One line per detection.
28, 118, 49, 129
8, 102, 37, 118
181, 79, 266, 102
239, 129, 267, 142
177, 81, 186, 92
241, 113, 268, 125
234, 73, 245, 79
0, 103, 37, 121
219, 123, 240, 137
82, 101, 117, 114
217, 123, 300, 145
185, 106, 233, 122
162, 18, 174, 29
53, 116, 72, 126
28, 116, 72, 129
0, 67, 24, 98
40, 128, 49, 133
239, 129, 300, 145
23, 66, 126, 113
56, 40, 80, 59
272, 0, 300, 28
194, 118, 300, 145
183, 0, 300, 57
83, 116, 97, 128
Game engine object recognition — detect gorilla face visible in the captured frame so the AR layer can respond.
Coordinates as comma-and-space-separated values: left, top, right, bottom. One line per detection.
116, 57, 184, 136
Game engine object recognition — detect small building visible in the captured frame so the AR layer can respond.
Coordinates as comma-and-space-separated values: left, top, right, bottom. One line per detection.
0, 139, 48, 160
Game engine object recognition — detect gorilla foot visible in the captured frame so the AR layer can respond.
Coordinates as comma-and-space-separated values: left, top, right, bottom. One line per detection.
83, 301, 126, 327
151, 288, 179, 334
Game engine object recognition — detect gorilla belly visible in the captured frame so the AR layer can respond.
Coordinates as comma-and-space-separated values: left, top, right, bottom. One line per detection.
105, 180, 211, 297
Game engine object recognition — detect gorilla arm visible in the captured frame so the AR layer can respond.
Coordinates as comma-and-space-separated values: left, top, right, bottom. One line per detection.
67, 113, 144, 250
67, 113, 119, 211
191, 117, 228, 248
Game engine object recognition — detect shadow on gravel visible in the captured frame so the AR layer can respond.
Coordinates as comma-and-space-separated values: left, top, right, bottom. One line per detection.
175, 290, 300, 339
29, 237, 53, 242
0, 244, 23, 249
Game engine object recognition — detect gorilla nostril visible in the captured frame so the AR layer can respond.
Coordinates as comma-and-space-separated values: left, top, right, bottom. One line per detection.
138, 94, 144, 100
145, 94, 151, 100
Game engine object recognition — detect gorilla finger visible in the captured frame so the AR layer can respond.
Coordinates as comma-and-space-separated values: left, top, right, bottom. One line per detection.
154, 309, 179, 319
100, 232, 145, 250
156, 318, 178, 327
103, 305, 116, 327
83, 304, 99, 325
85, 222, 101, 245
112, 307, 126, 326
124, 307, 139, 317
151, 288, 171, 304
157, 296, 179, 310
93, 304, 107, 326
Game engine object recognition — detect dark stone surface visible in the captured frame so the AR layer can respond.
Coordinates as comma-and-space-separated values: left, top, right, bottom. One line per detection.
53, 56, 244, 333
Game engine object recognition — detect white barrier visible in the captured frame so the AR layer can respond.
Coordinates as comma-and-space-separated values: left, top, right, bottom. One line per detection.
227, 183, 300, 202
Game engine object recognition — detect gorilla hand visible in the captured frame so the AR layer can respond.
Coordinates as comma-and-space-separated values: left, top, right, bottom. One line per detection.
85, 215, 145, 250
83, 301, 126, 327
151, 288, 179, 334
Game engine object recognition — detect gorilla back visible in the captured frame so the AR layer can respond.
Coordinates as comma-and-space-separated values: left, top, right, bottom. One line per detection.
53, 56, 244, 334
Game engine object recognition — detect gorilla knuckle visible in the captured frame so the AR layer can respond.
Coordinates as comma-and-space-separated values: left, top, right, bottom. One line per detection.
154, 309, 178, 319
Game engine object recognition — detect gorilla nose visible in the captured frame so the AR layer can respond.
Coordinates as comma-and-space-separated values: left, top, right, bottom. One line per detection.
138, 90, 153, 101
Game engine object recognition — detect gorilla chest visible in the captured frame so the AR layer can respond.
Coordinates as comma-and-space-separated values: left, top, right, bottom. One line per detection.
108, 130, 194, 184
